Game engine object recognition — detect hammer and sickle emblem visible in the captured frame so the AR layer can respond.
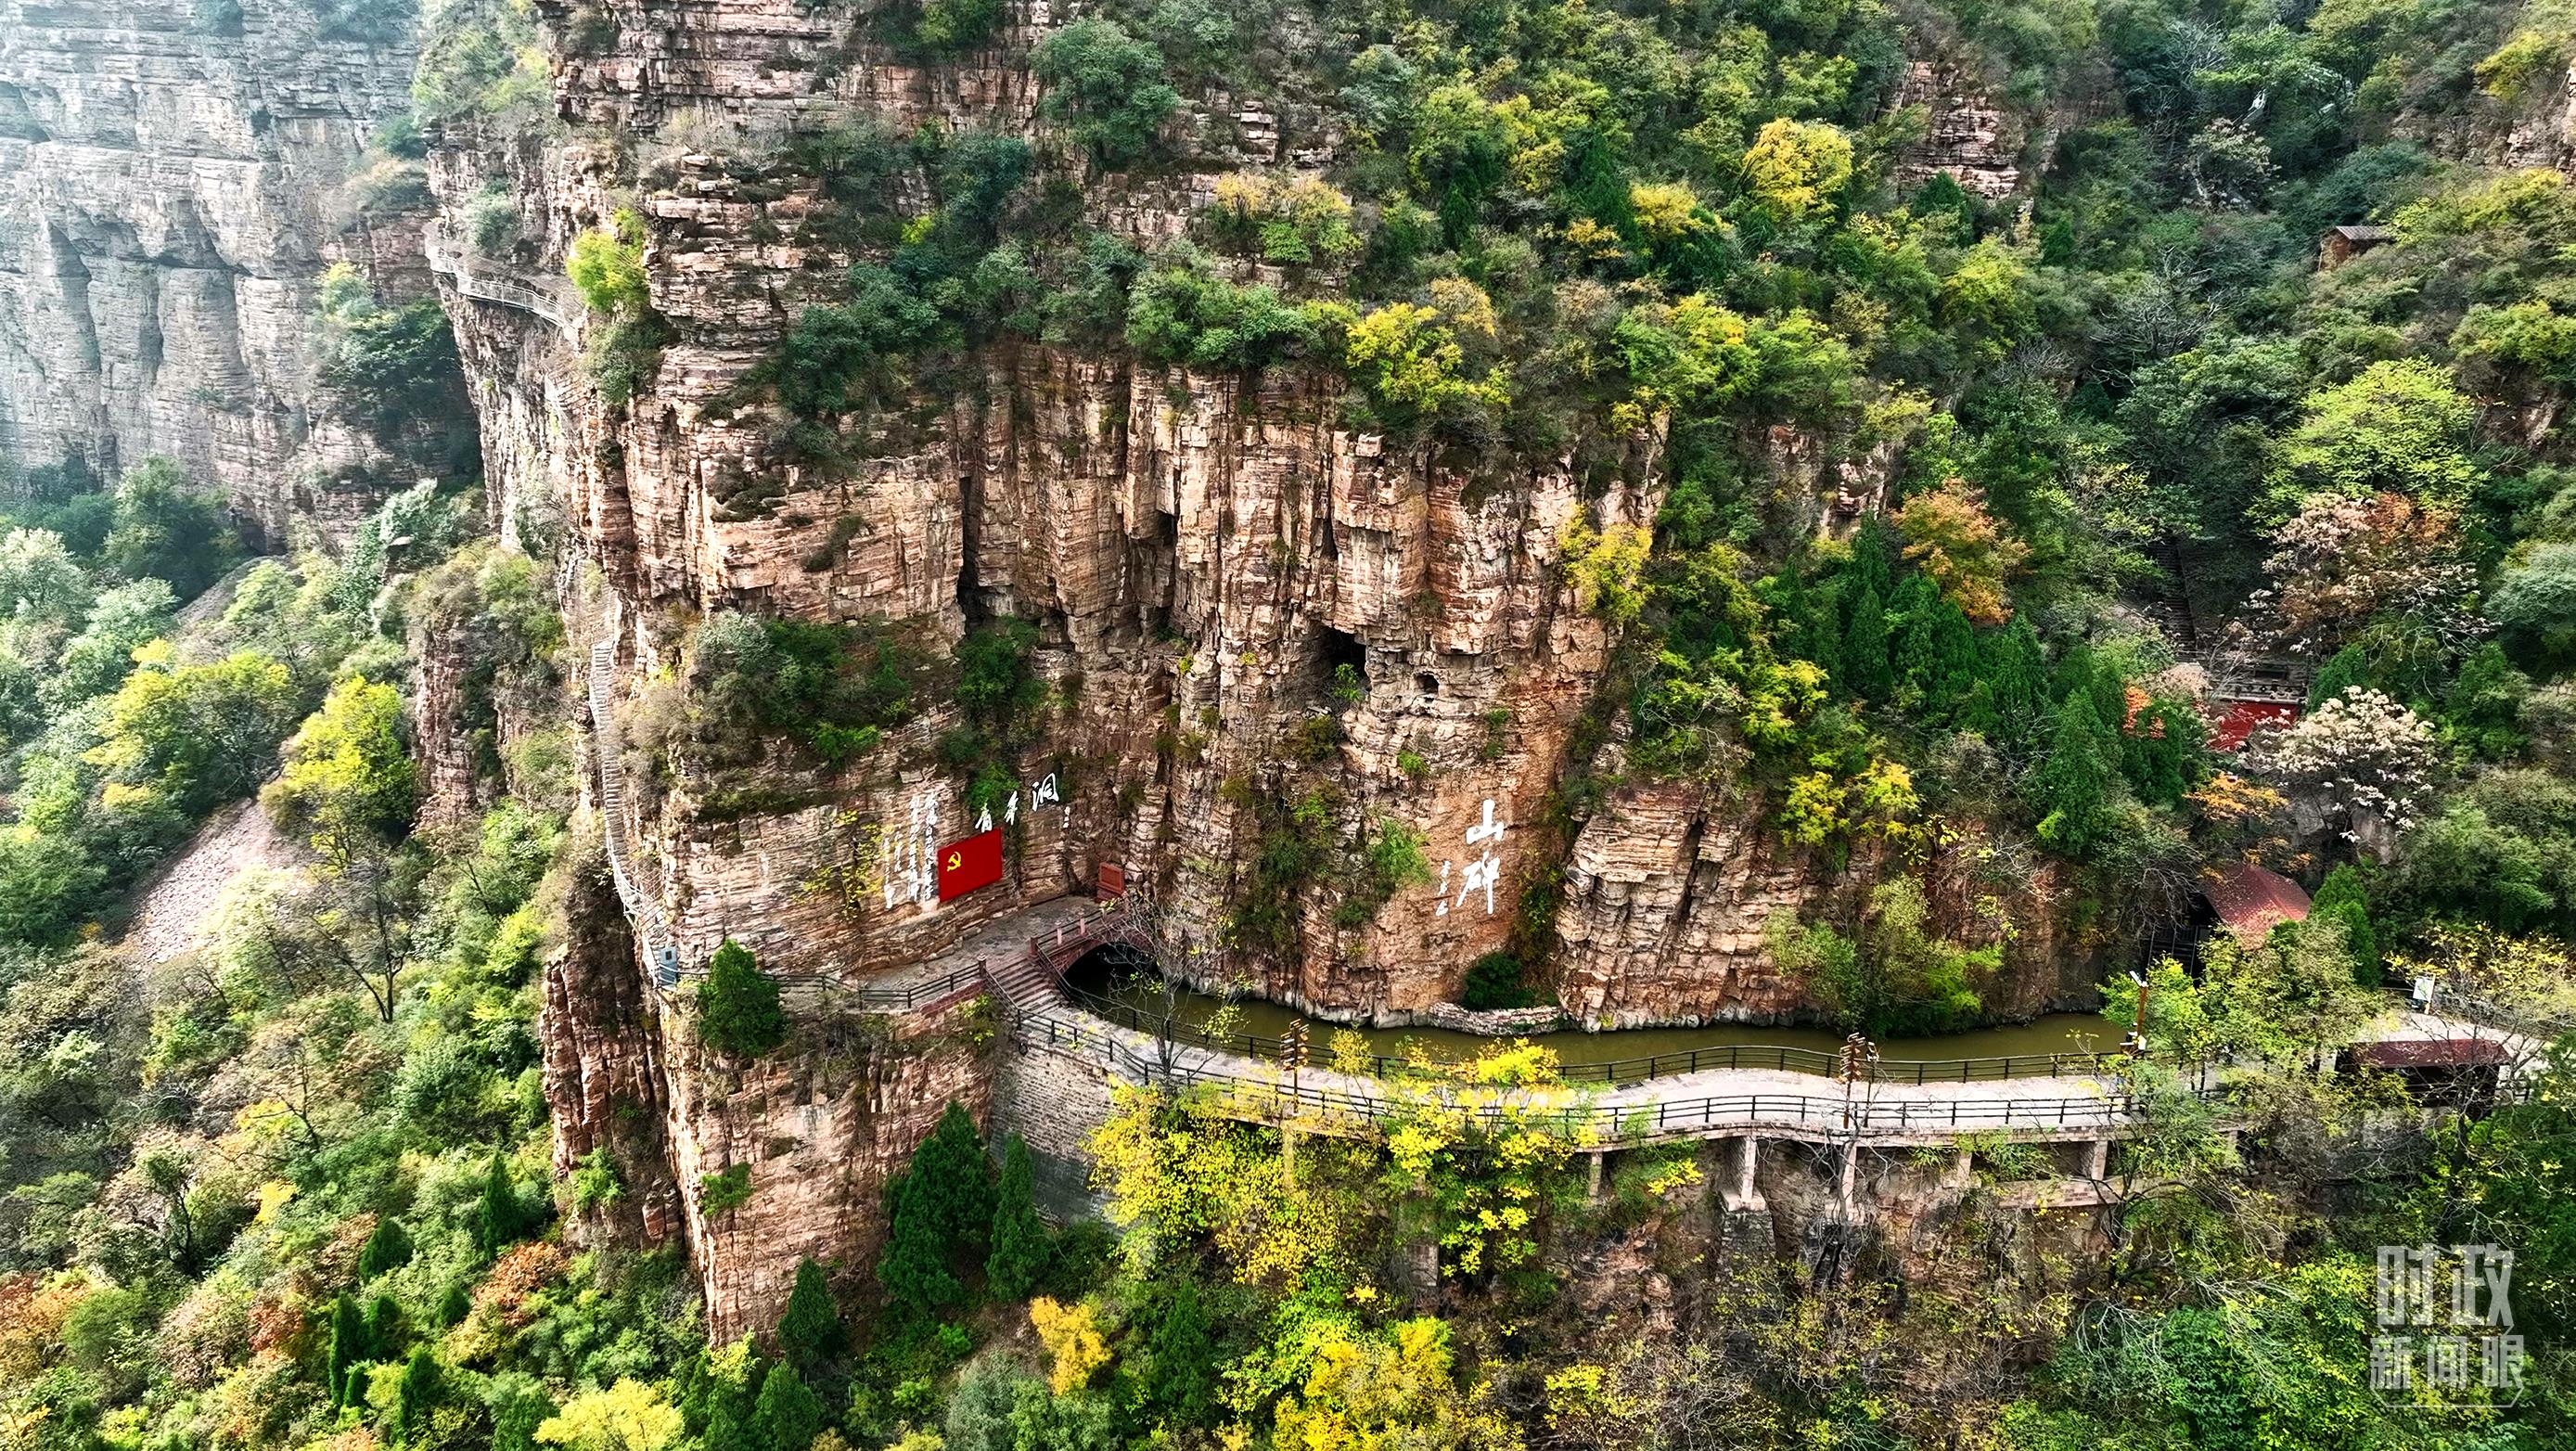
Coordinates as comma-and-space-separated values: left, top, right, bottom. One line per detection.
946, 852, 963, 870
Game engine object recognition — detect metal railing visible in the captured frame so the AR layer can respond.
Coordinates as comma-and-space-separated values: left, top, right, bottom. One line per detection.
1062, 984, 2129, 1086
424, 227, 585, 332
1012, 1011, 2173, 1140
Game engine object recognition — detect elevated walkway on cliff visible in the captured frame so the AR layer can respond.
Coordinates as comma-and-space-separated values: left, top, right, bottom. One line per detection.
425, 226, 584, 333
581, 639, 2545, 1154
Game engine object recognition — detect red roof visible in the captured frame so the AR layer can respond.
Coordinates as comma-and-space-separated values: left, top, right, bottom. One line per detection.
2208, 700, 2299, 751
2204, 863, 2311, 946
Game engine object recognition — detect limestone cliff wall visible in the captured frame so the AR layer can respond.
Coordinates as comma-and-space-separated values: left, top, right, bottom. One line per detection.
426, 0, 2102, 1336
0, 0, 428, 536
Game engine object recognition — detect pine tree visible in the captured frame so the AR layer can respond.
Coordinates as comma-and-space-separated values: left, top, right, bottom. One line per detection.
777, 1259, 844, 1368
2313, 865, 2383, 985
1890, 571, 1941, 705
698, 938, 787, 1058
751, 1363, 825, 1451
1841, 580, 1893, 702
1895, 580, 1977, 719
2121, 696, 2202, 807
475, 1151, 519, 1259
2039, 215, 2077, 266
986, 1134, 1048, 1301
1980, 617, 2051, 753
916, 1102, 994, 1251
876, 1168, 962, 1316
2028, 690, 2115, 855
327, 1294, 366, 1406
395, 1346, 442, 1445
357, 1216, 414, 1280
1847, 515, 1896, 606
364, 1292, 404, 1360
1914, 171, 1976, 235
1794, 572, 1843, 686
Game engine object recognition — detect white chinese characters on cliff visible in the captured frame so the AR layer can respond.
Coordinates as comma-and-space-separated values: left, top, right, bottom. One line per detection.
1436, 799, 1506, 918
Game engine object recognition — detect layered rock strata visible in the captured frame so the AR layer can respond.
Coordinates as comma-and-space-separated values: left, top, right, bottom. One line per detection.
0, 0, 429, 535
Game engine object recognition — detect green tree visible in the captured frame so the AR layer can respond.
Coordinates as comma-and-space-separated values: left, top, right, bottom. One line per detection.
358, 1216, 415, 1279
750, 1364, 824, 1451
876, 1102, 992, 1316
89, 648, 300, 817
262, 675, 419, 866
985, 1133, 1047, 1300
474, 1150, 519, 1259
1839, 580, 1892, 702
1965, 616, 2050, 753
1893, 577, 1977, 717
2311, 864, 2381, 985
1142, 1280, 1219, 1425
1032, 19, 1179, 168
327, 1293, 367, 1406
100, 457, 239, 599
876, 1166, 961, 1316
0, 527, 93, 643
2305, 643, 2376, 709
48, 578, 175, 707
776, 1259, 843, 1368
396, 1346, 443, 1445
696, 938, 787, 1058
2028, 691, 2116, 855
2265, 358, 2480, 517
364, 1292, 404, 1363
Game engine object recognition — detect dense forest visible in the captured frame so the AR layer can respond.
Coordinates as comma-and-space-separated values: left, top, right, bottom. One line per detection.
4, 0, 2576, 1445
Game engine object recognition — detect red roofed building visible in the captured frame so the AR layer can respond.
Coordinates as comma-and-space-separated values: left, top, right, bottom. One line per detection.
2203, 862, 2311, 947
2208, 699, 2299, 751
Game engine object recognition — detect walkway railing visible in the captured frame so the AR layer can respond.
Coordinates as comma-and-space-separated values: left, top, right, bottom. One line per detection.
424, 227, 585, 332
1057, 982, 2128, 1086
1010, 1012, 2180, 1140
586, 638, 681, 986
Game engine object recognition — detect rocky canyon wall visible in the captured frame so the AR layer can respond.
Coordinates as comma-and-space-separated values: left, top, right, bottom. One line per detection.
0, 0, 431, 538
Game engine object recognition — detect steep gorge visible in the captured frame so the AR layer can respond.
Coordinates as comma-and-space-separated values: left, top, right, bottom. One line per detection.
0, 0, 441, 538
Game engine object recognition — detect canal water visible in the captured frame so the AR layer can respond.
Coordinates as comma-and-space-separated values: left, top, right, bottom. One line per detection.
1068, 960, 2116, 1074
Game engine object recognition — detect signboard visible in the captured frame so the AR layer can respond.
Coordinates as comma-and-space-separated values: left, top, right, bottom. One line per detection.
1097, 862, 1126, 898
937, 828, 1005, 902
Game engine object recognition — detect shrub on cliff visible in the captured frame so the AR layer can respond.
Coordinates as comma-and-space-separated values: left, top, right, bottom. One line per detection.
985, 1134, 1047, 1301
1032, 19, 1180, 170
698, 939, 788, 1058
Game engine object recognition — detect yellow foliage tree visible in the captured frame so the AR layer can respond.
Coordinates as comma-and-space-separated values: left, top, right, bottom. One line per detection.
1739, 118, 1852, 219
1029, 1297, 1112, 1393
1893, 480, 2028, 624
1271, 1318, 1522, 1451
533, 1380, 683, 1451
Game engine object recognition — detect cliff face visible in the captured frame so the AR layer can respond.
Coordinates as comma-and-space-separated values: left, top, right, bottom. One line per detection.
415, 0, 2075, 1333
439, 7, 2053, 1016
0, 0, 429, 536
